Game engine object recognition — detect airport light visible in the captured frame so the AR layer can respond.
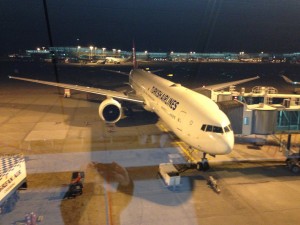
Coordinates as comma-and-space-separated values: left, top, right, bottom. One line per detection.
77, 46, 81, 57
89, 46, 94, 59
144, 50, 148, 54
259, 51, 264, 58
102, 47, 106, 55
95, 47, 97, 56
37, 47, 40, 51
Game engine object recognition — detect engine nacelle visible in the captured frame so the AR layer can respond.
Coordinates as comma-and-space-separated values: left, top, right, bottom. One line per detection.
98, 98, 122, 123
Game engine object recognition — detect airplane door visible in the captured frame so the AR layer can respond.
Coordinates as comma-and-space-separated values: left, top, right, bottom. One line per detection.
177, 111, 187, 131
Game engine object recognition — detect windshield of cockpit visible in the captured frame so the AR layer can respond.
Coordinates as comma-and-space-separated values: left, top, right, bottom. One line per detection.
201, 124, 232, 134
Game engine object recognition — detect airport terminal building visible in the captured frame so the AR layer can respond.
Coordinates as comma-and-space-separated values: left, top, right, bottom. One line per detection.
10, 46, 300, 63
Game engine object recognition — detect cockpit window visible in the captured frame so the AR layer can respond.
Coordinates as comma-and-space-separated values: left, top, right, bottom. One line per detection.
201, 124, 232, 134
206, 125, 213, 132
213, 126, 223, 133
224, 124, 232, 132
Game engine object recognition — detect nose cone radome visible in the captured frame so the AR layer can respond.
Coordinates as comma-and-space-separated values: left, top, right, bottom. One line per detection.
208, 132, 234, 155
220, 132, 234, 155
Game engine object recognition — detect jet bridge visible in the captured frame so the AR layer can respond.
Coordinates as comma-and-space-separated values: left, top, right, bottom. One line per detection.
215, 86, 300, 135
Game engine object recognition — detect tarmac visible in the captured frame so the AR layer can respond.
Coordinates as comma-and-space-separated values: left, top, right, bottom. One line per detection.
1, 70, 300, 225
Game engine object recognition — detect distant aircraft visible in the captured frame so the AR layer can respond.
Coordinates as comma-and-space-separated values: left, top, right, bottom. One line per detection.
9, 46, 259, 171
105, 56, 131, 64
96, 59, 106, 64
281, 75, 300, 93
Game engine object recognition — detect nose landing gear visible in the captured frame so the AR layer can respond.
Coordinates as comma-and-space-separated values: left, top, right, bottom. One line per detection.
184, 147, 210, 171
196, 153, 210, 171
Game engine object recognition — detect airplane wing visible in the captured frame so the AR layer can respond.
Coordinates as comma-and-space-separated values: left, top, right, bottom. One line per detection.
9, 76, 144, 104
281, 75, 300, 85
193, 76, 260, 92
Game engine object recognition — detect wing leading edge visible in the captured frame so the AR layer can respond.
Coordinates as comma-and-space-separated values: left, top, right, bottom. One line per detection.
9, 76, 144, 104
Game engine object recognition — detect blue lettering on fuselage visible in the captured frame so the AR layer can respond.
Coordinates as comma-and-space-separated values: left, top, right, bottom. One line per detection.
150, 86, 179, 110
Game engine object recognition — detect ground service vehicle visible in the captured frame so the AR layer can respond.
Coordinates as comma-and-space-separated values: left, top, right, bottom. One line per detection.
0, 154, 27, 214
63, 171, 84, 199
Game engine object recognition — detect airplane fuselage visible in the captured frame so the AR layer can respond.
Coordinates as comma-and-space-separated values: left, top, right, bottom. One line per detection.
130, 69, 234, 155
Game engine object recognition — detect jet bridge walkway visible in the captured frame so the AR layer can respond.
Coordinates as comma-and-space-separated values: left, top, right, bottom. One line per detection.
215, 86, 300, 135
215, 85, 300, 173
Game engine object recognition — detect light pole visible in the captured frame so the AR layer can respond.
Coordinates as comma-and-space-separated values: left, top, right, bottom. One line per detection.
117, 49, 121, 57
170, 51, 174, 61
89, 46, 93, 60
112, 49, 116, 56
77, 46, 81, 58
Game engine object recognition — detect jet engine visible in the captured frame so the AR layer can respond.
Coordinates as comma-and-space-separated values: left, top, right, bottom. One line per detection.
98, 98, 122, 123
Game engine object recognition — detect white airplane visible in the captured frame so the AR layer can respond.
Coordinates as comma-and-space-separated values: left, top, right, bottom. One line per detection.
281, 75, 300, 93
9, 47, 259, 171
105, 56, 130, 64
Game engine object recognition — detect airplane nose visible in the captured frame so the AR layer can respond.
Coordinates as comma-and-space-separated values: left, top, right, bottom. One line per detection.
214, 132, 234, 155
222, 132, 234, 154
201, 132, 234, 155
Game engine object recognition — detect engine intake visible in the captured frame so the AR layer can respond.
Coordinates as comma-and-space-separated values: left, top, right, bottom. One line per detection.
98, 98, 122, 123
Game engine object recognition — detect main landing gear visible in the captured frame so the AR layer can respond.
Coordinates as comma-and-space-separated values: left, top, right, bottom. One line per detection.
196, 153, 210, 171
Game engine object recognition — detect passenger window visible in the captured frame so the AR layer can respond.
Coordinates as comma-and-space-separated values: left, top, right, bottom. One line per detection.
201, 124, 206, 131
206, 125, 213, 132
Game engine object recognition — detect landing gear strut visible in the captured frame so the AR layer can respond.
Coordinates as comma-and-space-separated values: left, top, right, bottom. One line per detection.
196, 153, 210, 171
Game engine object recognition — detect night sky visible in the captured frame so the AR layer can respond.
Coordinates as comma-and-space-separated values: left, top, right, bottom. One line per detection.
1, 0, 300, 55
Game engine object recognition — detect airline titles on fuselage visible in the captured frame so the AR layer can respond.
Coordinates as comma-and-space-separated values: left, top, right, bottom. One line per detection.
150, 86, 179, 110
